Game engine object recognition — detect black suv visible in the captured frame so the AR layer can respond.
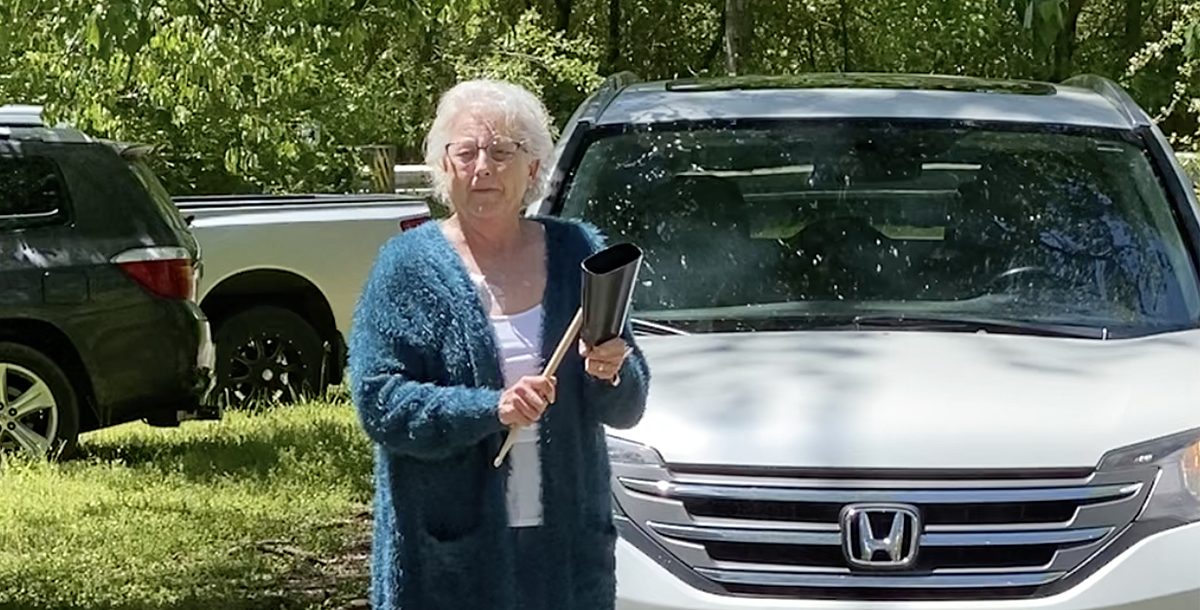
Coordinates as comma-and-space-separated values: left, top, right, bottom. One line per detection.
0, 105, 216, 458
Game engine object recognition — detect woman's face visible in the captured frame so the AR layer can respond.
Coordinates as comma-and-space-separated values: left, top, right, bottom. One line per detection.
443, 111, 539, 223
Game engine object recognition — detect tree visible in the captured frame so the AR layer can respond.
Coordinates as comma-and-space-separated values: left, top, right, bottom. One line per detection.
606, 0, 622, 71
3, 0, 1197, 195
1000, 0, 1088, 81
0, 0, 600, 194
725, 0, 750, 75
1125, 1, 1200, 139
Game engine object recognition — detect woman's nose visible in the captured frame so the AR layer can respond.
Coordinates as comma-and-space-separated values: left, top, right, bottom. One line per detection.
473, 150, 493, 176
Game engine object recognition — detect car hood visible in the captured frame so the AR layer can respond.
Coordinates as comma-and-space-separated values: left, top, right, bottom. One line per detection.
617, 329, 1200, 470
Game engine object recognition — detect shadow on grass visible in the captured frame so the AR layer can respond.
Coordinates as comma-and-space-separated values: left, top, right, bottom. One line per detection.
0, 593, 347, 610
0, 577, 366, 610
75, 407, 374, 499
2, 402, 377, 609
0, 511, 372, 610
0, 600, 315, 610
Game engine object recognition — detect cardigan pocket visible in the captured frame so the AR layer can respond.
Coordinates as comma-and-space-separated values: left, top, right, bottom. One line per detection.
414, 525, 500, 610
570, 522, 618, 610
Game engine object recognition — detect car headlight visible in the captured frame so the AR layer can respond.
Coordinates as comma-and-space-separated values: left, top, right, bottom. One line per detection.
606, 435, 668, 519
1099, 427, 1200, 523
606, 434, 666, 467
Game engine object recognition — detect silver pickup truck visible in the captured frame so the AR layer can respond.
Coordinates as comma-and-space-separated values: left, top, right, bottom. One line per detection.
176, 193, 430, 407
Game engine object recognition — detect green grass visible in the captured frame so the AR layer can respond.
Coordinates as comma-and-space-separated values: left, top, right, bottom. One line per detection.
0, 397, 376, 610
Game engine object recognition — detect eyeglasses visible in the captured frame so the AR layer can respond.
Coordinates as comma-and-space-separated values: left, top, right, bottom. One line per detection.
445, 138, 526, 167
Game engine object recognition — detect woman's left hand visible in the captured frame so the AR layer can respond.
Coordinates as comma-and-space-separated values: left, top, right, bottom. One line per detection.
581, 337, 631, 385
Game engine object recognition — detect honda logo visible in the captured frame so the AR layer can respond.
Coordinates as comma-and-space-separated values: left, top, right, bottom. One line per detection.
840, 503, 921, 569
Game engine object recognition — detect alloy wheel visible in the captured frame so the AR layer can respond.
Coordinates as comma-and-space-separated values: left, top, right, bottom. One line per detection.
222, 333, 308, 406
0, 363, 60, 458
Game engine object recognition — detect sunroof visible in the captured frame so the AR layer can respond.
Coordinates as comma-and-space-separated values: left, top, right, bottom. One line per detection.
664, 73, 1056, 96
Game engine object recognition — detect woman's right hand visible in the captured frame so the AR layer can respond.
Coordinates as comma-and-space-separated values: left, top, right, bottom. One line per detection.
498, 375, 557, 427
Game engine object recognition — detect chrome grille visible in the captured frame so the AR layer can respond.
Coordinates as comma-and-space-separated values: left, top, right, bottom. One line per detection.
611, 465, 1156, 600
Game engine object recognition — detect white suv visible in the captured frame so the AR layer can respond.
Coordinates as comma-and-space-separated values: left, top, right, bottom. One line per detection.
534, 73, 1200, 609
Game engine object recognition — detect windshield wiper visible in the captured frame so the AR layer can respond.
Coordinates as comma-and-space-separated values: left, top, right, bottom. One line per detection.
845, 314, 1109, 340
631, 318, 690, 336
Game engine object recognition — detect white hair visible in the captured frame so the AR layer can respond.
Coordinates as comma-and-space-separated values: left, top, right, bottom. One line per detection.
423, 79, 555, 209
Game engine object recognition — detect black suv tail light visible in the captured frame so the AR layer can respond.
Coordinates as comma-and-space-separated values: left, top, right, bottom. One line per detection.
111, 247, 197, 301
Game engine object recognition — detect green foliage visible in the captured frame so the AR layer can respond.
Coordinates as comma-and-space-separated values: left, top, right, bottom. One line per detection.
1003, 0, 1070, 60
3, 0, 1200, 193
0, 0, 599, 194
442, 7, 605, 128
1125, 1, 1200, 141
1177, 151, 1200, 185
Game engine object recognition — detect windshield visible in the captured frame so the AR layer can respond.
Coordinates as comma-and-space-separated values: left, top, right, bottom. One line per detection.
559, 120, 1200, 335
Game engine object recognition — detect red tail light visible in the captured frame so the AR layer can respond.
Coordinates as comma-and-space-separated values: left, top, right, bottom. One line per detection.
399, 215, 430, 231
111, 247, 197, 301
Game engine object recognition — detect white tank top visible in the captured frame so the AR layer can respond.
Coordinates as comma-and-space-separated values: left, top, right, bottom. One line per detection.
472, 274, 545, 527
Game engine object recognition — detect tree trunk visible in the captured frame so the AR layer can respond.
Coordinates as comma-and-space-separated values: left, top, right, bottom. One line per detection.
699, 3, 726, 72
555, 0, 573, 33
1124, 0, 1143, 55
805, 13, 818, 70
724, 0, 750, 76
605, 0, 621, 72
839, 0, 851, 71
1050, 0, 1086, 81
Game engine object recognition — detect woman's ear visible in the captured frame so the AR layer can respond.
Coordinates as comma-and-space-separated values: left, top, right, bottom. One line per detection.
528, 159, 540, 181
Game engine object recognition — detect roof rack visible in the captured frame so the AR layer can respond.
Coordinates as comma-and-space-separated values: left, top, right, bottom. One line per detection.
1061, 74, 1151, 128
665, 73, 1056, 96
0, 104, 46, 127
576, 71, 641, 125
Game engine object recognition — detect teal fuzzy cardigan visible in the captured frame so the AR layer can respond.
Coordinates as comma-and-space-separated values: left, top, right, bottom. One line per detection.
348, 216, 650, 610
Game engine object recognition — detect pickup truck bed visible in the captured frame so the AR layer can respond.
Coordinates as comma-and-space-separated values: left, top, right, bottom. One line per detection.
178, 193, 430, 407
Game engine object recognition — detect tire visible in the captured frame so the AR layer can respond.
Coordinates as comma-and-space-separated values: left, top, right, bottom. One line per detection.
0, 342, 81, 460
213, 305, 327, 409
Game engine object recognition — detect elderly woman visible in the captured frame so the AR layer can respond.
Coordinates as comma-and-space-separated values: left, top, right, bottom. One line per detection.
348, 79, 651, 610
